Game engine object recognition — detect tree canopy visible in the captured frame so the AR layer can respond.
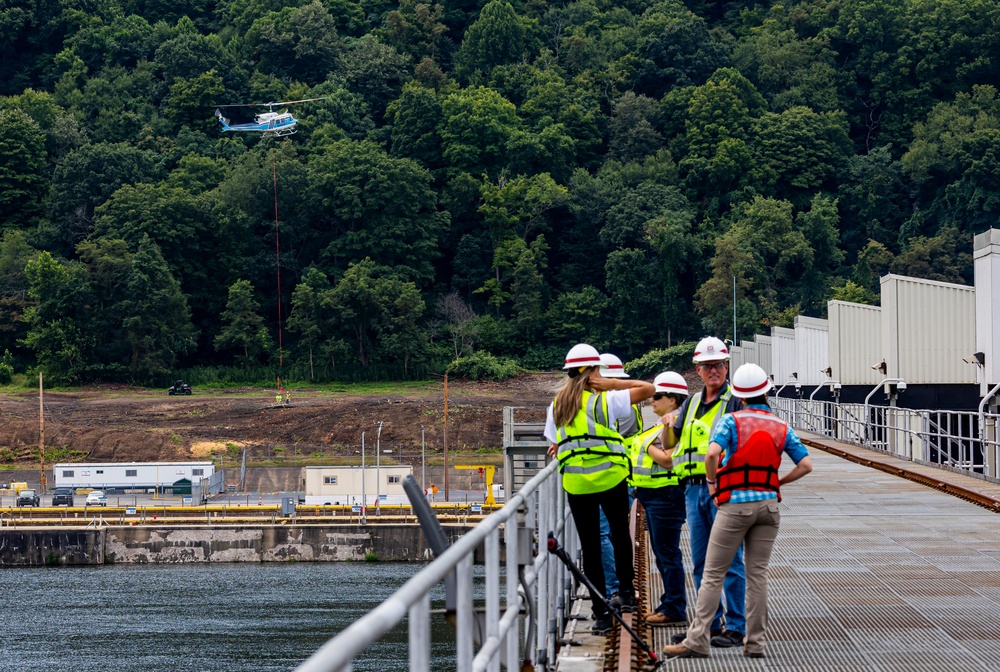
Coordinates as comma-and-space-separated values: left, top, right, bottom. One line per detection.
0, 0, 997, 383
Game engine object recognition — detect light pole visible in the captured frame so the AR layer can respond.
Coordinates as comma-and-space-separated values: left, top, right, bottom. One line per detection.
376, 421, 384, 515
421, 424, 426, 494
361, 431, 366, 524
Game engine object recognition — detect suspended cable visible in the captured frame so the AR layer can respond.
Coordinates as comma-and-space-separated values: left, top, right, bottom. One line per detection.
273, 148, 283, 389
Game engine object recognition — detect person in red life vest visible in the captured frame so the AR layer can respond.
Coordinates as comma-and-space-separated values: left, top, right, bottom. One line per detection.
663, 363, 813, 660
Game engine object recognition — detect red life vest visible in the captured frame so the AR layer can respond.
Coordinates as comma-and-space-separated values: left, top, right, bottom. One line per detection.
715, 408, 787, 504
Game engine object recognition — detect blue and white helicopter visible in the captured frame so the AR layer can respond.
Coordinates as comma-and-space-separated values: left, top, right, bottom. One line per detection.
214, 97, 325, 137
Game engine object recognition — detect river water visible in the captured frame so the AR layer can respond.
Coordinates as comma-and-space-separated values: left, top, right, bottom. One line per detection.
4, 562, 481, 671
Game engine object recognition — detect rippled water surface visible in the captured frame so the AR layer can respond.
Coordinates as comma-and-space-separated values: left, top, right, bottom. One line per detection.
4, 562, 474, 671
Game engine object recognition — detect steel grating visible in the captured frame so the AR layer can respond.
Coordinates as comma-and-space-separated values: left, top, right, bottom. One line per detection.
617, 448, 1000, 672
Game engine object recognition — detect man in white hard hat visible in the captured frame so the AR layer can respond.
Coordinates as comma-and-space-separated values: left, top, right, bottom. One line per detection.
661, 336, 746, 648
663, 363, 812, 659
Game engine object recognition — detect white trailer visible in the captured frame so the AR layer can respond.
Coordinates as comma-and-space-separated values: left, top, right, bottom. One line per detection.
302, 465, 413, 506
53, 462, 215, 492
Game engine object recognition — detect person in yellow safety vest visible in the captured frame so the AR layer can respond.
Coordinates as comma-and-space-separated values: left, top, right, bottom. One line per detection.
544, 343, 655, 636
595, 352, 643, 608
629, 371, 689, 626
661, 336, 747, 649
276, 389, 283, 405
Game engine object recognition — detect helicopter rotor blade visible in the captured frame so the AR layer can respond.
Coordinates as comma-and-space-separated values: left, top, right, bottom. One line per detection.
258, 97, 329, 107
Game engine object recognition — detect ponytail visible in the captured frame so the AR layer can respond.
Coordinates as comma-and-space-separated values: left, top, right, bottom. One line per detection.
554, 367, 594, 427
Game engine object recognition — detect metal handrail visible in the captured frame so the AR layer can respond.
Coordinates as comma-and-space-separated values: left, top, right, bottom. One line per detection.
294, 459, 569, 672
779, 396, 1000, 479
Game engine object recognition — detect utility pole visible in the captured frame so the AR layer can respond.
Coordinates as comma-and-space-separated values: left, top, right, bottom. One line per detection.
39, 372, 46, 494
376, 421, 383, 515
443, 373, 449, 502
361, 431, 366, 524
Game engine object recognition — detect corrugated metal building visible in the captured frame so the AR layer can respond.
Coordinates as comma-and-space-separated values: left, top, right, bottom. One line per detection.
828, 300, 883, 386
740, 339, 759, 366
755, 335, 773, 378
880, 275, 976, 384
729, 344, 744, 371
794, 316, 829, 385
975, 228, 1000, 389
772, 327, 796, 384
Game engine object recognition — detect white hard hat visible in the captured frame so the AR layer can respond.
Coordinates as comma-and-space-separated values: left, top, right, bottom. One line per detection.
599, 353, 629, 378
692, 336, 730, 363
563, 343, 601, 370
730, 363, 773, 398
653, 371, 688, 396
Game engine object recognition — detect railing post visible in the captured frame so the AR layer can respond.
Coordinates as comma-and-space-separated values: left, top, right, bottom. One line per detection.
505, 514, 519, 670
408, 592, 431, 672
457, 554, 474, 671
536, 477, 549, 671
486, 528, 500, 672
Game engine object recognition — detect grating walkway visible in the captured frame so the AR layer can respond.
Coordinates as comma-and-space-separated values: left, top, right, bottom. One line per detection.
642, 448, 1000, 671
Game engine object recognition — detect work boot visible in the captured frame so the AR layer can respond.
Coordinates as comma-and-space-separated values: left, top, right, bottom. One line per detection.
710, 629, 745, 648
662, 643, 708, 658
617, 592, 637, 613
591, 614, 613, 635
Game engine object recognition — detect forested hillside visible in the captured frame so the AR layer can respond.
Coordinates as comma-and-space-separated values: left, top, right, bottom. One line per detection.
0, 0, 996, 384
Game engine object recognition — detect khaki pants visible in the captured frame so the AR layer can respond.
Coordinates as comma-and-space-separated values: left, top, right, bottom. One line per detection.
682, 498, 781, 655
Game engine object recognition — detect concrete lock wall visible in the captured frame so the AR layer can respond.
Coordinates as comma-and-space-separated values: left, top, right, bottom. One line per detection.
0, 529, 106, 566
0, 525, 479, 565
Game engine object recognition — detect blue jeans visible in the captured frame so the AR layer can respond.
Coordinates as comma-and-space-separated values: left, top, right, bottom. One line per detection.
635, 485, 686, 618
599, 509, 619, 595
685, 481, 746, 634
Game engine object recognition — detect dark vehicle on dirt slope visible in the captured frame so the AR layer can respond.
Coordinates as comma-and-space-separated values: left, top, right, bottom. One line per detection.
168, 381, 193, 395
52, 487, 75, 506
16, 489, 40, 506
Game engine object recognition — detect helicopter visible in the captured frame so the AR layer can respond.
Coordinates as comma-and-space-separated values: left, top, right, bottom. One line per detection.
214, 97, 326, 137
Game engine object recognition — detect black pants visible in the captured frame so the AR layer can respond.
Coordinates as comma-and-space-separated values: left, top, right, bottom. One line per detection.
567, 479, 634, 617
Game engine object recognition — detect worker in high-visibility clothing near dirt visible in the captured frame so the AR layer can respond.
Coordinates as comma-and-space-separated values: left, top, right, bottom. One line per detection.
629, 371, 689, 627
594, 352, 643, 609
663, 363, 812, 659
545, 344, 655, 635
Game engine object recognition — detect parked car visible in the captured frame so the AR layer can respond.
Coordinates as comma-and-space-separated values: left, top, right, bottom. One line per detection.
51, 487, 75, 506
16, 489, 39, 506
86, 490, 107, 507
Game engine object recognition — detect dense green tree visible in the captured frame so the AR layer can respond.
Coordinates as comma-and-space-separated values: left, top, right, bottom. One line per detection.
387, 83, 444, 167
454, 1, 533, 81
287, 266, 330, 379
0, 109, 46, 229
21, 252, 97, 383
439, 85, 523, 177
634, 13, 729, 99
215, 279, 272, 367
308, 139, 447, 284
323, 258, 426, 368
244, 2, 343, 84
119, 236, 198, 379
45, 142, 161, 253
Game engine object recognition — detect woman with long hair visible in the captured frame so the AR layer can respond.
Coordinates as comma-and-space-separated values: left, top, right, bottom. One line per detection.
544, 343, 654, 634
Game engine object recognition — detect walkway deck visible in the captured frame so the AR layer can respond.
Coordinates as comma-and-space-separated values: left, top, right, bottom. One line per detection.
559, 436, 1000, 671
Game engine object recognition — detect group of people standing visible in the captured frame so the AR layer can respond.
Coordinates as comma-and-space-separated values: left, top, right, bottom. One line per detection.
545, 337, 813, 659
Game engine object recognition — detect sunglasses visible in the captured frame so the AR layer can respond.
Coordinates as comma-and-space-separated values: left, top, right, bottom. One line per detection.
653, 392, 669, 401
698, 361, 728, 370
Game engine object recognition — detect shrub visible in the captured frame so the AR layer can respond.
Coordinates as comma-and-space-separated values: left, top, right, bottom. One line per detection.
626, 342, 697, 379
446, 351, 524, 381
517, 344, 566, 371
